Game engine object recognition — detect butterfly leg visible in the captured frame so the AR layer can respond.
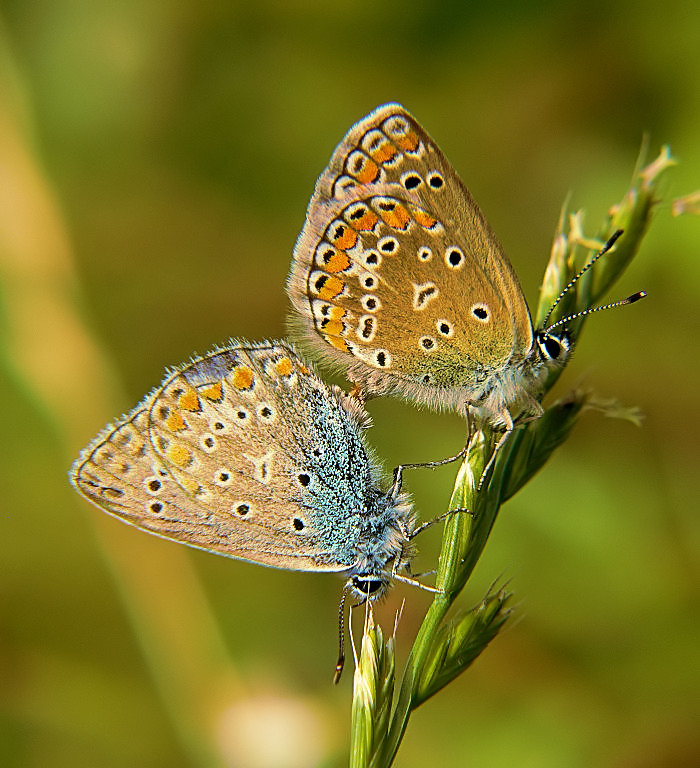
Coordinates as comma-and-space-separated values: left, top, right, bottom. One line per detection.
476, 409, 515, 491
408, 507, 472, 539
390, 446, 468, 498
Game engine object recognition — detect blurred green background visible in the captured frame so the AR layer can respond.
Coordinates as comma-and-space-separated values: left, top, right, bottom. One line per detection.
1, 2, 698, 766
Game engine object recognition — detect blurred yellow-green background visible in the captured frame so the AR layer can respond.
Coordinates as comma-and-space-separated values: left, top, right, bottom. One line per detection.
1, 2, 698, 767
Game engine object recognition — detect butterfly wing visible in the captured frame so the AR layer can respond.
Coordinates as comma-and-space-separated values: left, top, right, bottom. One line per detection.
288, 103, 534, 411
71, 341, 391, 573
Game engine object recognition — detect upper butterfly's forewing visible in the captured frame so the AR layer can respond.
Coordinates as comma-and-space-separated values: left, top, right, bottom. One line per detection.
71, 341, 404, 573
288, 103, 534, 411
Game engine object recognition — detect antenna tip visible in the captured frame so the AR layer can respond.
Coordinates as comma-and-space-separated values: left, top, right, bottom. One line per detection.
333, 655, 345, 684
627, 291, 647, 303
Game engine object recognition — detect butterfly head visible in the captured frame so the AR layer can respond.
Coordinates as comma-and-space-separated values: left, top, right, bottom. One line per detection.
534, 327, 571, 368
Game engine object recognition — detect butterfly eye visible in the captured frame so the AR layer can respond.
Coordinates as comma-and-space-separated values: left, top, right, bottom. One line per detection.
470, 303, 490, 323
537, 332, 569, 361
351, 575, 385, 596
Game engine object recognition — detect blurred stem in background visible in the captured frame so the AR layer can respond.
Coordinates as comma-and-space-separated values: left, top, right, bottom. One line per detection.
0, 30, 239, 768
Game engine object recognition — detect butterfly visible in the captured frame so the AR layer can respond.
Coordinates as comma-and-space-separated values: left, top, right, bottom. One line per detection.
288, 103, 577, 438
70, 340, 419, 602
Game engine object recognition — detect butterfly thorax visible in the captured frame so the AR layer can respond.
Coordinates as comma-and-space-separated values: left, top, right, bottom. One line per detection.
344, 489, 414, 599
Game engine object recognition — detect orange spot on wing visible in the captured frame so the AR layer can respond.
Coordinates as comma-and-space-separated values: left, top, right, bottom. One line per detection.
327, 335, 350, 352
329, 306, 346, 320
323, 319, 345, 336
396, 131, 420, 153
165, 411, 187, 432
351, 209, 379, 231
413, 208, 438, 229
380, 203, 411, 230
167, 443, 192, 467
330, 226, 358, 251
275, 357, 293, 376
370, 140, 398, 164
324, 251, 351, 273
318, 276, 344, 300
232, 366, 254, 390
354, 157, 380, 184
201, 381, 223, 401
178, 388, 201, 412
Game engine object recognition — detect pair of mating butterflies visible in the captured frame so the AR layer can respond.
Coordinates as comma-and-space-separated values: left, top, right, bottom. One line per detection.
71, 103, 627, 606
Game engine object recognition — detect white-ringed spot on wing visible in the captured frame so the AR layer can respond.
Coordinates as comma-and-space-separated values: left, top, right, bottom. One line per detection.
292, 517, 306, 532
377, 236, 399, 255
417, 246, 432, 262
361, 294, 381, 313
232, 501, 252, 517
412, 281, 439, 311
357, 315, 378, 342
360, 272, 378, 291
234, 407, 250, 424
373, 349, 392, 369
419, 335, 437, 351
470, 303, 490, 323
332, 175, 357, 196
147, 500, 164, 515
445, 246, 465, 270
209, 418, 227, 433
257, 403, 276, 422
401, 171, 423, 190
362, 250, 381, 268
214, 468, 233, 487
436, 319, 455, 338
200, 434, 217, 453
144, 476, 164, 495
246, 450, 275, 484
427, 171, 445, 190
296, 472, 311, 488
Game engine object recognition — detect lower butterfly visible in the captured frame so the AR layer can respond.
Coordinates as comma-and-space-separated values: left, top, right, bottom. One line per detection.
71, 340, 420, 602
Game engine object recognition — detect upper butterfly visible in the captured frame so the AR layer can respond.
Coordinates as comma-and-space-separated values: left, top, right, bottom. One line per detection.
287, 103, 570, 432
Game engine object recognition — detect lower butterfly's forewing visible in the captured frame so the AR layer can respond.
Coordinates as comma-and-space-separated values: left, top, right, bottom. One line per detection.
71, 341, 390, 573
288, 103, 535, 409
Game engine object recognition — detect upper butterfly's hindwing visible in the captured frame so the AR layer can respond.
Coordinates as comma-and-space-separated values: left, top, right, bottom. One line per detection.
288, 104, 534, 407
71, 341, 391, 572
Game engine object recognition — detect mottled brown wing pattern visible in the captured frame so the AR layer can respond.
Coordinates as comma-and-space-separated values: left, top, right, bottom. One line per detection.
288, 103, 534, 405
